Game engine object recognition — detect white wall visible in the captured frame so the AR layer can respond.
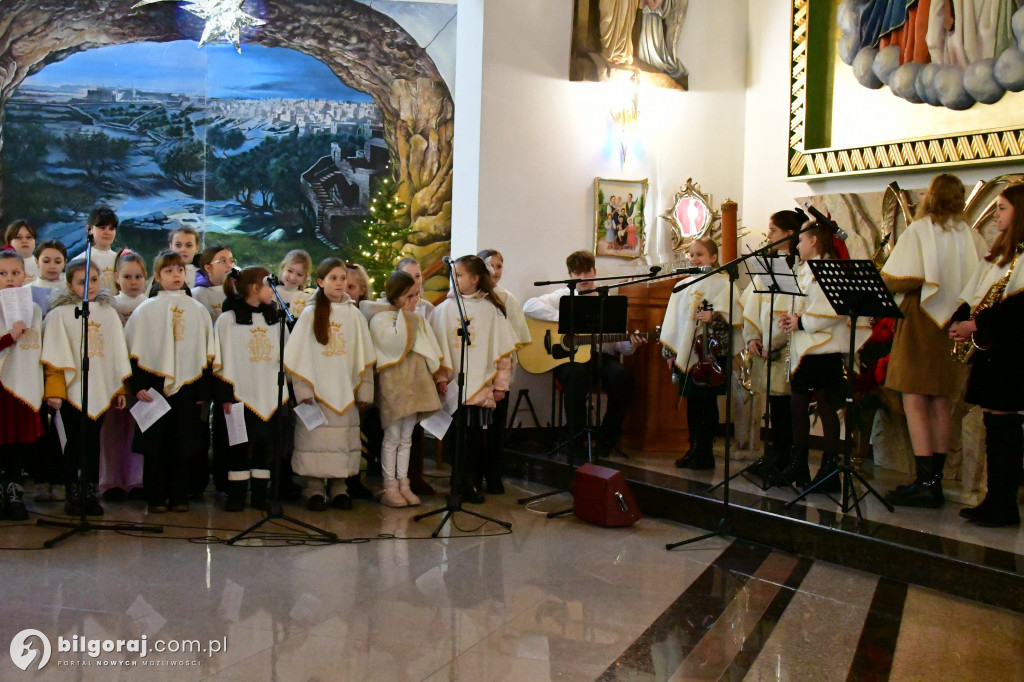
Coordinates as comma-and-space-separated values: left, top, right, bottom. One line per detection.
741, 0, 1024, 242
457, 0, 750, 421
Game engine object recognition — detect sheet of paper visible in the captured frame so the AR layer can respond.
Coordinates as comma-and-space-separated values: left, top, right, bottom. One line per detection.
130, 389, 171, 433
225, 403, 248, 446
54, 408, 68, 452
1, 286, 33, 327
442, 382, 458, 414
420, 408, 453, 440
293, 401, 327, 431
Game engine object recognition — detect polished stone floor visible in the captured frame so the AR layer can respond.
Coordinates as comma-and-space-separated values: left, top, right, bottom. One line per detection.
2, 475, 1023, 681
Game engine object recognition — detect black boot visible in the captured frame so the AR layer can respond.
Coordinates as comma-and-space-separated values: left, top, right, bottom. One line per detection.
805, 452, 841, 493
345, 474, 373, 500
969, 414, 1022, 527
676, 440, 715, 470
674, 441, 698, 468
225, 478, 247, 512
407, 435, 435, 496
886, 456, 943, 508
84, 483, 104, 516
779, 448, 811, 487
250, 477, 270, 512
65, 482, 83, 517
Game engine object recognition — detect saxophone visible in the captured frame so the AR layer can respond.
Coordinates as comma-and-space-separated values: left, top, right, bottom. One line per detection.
952, 245, 1023, 363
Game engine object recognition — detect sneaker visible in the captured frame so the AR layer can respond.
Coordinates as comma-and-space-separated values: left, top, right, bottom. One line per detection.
6, 483, 29, 521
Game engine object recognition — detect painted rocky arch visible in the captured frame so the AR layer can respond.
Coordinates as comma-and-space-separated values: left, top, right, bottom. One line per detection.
0, 0, 452, 276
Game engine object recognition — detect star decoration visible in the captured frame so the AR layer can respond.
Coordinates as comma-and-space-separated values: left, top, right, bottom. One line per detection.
132, 0, 266, 53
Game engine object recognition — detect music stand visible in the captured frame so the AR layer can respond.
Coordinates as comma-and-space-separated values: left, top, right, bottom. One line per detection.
784, 259, 901, 519
710, 254, 803, 494
517, 294, 628, 511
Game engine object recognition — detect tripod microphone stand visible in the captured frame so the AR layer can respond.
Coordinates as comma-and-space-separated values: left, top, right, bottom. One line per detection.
709, 254, 802, 495
415, 259, 512, 537
39, 234, 163, 548
227, 275, 337, 544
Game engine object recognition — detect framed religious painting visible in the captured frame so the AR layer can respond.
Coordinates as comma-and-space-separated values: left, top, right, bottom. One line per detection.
788, 0, 1024, 179
594, 177, 648, 259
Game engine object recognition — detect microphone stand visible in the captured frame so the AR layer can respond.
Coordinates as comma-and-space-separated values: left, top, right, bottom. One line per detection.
39, 234, 163, 547
666, 220, 848, 550
228, 275, 337, 544
415, 260, 512, 537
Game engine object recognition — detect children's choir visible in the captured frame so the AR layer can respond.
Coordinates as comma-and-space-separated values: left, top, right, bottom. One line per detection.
2, 176, 1022, 529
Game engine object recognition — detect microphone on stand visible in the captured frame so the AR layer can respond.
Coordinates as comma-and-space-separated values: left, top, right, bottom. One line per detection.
674, 265, 715, 274
648, 266, 662, 276
802, 201, 849, 241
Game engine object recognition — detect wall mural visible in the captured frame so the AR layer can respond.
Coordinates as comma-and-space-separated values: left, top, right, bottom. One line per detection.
789, 0, 1024, 179
0, 0, 455, 295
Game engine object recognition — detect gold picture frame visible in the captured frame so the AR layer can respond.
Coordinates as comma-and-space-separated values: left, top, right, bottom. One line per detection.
660, 177, 720, 254
594, 177, 648, 259
788, 0, 1024, 180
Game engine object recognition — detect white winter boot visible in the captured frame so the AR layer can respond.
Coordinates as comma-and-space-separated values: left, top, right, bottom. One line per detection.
397, 478, 421, 506
379, 478, 407, 508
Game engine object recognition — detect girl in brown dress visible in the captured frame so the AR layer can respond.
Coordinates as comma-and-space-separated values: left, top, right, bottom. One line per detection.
881, 174, 986, 507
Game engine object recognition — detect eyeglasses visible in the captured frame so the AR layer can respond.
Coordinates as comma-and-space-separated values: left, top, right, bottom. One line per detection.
212, 258, 236, 266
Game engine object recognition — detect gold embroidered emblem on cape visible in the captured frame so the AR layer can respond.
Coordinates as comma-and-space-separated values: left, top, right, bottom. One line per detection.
431, 293, 519, 404
124, 290, 215, 397
0, 302, 44, 410
42, 302, 131, 418
213, 311, 288, 421
284, 299, 376, 415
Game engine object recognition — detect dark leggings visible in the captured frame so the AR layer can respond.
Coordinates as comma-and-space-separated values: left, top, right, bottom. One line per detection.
768, 395, 793, 453
686, 388, 719, 446
791, 390, 841, 454
59, 404, 105, 486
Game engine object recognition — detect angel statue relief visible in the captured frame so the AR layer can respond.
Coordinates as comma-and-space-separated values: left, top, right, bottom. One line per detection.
596, 0, 689, 84
637, 0, 689, 81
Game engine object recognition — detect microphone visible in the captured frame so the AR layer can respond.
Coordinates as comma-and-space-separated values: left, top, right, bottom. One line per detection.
266, 273, 282, 286
648, 266, 662, 275
228, 266, 241, 281
442, 255, 454, 266
675, 265, 714, 274
802, 201, 848, 241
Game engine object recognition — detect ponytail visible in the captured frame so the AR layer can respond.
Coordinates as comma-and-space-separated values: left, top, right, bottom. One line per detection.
313, 257, 345, 345
454, 255, 506, 317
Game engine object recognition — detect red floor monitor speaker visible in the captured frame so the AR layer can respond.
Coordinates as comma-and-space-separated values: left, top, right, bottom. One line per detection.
572, 463, 642, 527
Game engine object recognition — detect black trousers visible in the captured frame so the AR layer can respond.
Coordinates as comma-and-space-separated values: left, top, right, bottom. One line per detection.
554, 354, 633, 444
226, 406, 277, 474
135, 385, 203, 507
59, 403, 105, 487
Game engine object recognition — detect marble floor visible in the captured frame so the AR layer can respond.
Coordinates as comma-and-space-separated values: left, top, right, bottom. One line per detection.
2, 474, 1023, 681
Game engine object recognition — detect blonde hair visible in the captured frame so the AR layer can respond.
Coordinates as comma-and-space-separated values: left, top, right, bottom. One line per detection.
278, 249, 312, 285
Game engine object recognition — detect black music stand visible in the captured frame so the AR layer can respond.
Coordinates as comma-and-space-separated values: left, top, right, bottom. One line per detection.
784, 259, 901, 519
711, 254, 803, 494
517, 294, 628, 511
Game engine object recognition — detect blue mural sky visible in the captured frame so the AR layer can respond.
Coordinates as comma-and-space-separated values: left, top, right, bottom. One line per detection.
23, 41, 373, 101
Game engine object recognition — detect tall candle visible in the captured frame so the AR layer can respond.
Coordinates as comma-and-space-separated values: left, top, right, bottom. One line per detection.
721, 199, 738, 264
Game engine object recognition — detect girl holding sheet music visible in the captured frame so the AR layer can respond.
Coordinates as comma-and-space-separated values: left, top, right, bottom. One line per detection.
212, 266, 288, 512
0, 251, 44, 521
124, 251, 215, 514
283, 258, 375, 512
42, 260, 131, 517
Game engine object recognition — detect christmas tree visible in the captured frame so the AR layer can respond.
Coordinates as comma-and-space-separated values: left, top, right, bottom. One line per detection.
344, 173, 411, 293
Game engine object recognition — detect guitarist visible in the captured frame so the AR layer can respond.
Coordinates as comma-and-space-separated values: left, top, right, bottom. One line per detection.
523, 250, 643, 456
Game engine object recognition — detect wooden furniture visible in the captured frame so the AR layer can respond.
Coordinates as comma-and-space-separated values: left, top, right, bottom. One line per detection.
619, 276, 688, 454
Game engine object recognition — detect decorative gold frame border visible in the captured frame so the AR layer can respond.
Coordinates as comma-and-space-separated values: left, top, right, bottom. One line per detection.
788, 0, 1024, 180
660, 177, 720, 253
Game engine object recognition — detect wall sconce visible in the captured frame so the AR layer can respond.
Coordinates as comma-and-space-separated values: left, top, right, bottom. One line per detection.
609, 71, 640, 169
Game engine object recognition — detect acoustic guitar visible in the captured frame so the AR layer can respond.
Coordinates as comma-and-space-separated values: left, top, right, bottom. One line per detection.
518, 317, 660, 375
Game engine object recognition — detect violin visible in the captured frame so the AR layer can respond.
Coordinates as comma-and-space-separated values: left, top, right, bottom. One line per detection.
691, 300, 725, 388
